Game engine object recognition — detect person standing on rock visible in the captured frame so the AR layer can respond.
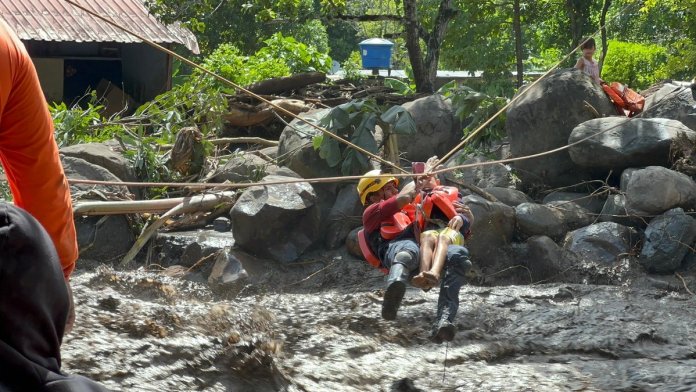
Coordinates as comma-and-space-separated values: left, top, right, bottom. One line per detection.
0, 20, 105, 391
574, 37, 602, 85
357, 168, 473, 343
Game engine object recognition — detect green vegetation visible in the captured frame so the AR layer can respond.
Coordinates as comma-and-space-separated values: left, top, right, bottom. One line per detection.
601, 40, 668, 90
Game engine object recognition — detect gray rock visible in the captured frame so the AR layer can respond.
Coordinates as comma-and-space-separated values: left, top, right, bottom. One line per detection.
525, 235, 570, 282
506, 69, 615, 188
622, 166, 696, 216
641, 83, 696, 131
60, 142, 136, 183
398, 95, 462, 162
598, 194, 645, 228
563, 222, 638, 264
345, 227, 363, 260
277, 108, 341, 179
515, 202, 566, 240
258, 146, 279, 160
75, 215, 134, 265
61, 156, 131, 196
325, 184, 363, 249
639, 208, 696, 273
543, 191, 606, 214
444, 154, 513, 189
484, 187, 533, 207
569, 117, 696, 170
230, 175, 321, 263
461, 195, 516, 264
209, 153, 277, 183
208, 249, 249, 293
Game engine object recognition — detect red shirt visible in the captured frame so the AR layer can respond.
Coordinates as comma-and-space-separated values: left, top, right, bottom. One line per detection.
362, 196, 401, 234
0, 21, 78, 278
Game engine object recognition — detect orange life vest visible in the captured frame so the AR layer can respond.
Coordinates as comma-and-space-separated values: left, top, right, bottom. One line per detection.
357, 228, 388, 274
404, 186, 459, 230
379, 211, 412, 240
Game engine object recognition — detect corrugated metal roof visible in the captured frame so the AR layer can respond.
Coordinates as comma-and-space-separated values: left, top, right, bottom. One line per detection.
0, 0, 199, 54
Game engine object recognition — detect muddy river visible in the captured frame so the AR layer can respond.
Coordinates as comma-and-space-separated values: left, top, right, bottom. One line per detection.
61, 257, 696, 392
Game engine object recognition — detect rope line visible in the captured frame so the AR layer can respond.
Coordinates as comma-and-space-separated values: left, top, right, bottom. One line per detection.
60, 0, 407, 174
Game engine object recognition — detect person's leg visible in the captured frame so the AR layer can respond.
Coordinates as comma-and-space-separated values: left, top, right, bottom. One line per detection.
423, 228, 464, 286
381, 239, 419, 320
431, 245, 471, 343
411, 231, 437, 289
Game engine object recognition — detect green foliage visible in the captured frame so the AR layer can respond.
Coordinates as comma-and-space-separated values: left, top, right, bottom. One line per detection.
312, 100, 416, 175
384, 78, 415, 95
255, 33, 332, 74
50, 92, 122, 147
663, 39, 696, 81
601, 40, 668, 90
441, 83, 508, 149
342, 51, 364, 82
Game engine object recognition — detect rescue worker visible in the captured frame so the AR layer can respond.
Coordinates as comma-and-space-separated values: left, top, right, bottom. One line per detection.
0, 20, 106, 391
357, 169, 473, 343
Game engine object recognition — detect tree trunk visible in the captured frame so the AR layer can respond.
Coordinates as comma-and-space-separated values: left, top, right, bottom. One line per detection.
513, 0, 524, 88
598, 0, 612, 74
403, 0, 457, 93
402, 0, 430, 92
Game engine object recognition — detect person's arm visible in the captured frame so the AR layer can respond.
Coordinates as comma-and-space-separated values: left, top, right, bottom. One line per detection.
0, 22, 78, 278
575, 58, 584, 70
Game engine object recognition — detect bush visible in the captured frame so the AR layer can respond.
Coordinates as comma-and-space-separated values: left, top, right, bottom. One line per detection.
601, 40, 668, 90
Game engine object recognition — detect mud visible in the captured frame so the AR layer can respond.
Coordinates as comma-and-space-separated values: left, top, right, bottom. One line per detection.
62, 260, 696, 391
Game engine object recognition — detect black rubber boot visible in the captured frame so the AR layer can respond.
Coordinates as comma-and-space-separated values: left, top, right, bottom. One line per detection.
382, 263, 409, 320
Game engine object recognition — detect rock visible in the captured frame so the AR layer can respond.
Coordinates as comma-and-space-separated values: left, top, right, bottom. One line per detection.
641, 83, 696, 131
61, 156, 131, 196
563, 222, 638, 264
209, 153, 278, 183
152, 230, 235, 270
543, 191, 606, 214
208, 249, 249, 293
277, 108, 340, 179
213, 217, 231, 232
230, 175, 321, 263
524, 235, 571, 282
546, 201, 594, 229
515, 203, 564, 240
598, 194, 645, 228
325, 184, 363, 249
398, 95, 462, 162
568, 117, 696, 170
258, 146, 278, 160
345, 227, 363, 259
622, 166, 696, 216
75, 215, 134, 266
506, 69, 615, 188
444, 154, 513, 189
461, 195, 516, 264
639, 208, 696, 273
484, 187, 533, 207
60, 143, 137, 184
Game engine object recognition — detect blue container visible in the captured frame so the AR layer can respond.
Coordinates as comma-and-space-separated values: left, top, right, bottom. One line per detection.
359, 38, 394, 69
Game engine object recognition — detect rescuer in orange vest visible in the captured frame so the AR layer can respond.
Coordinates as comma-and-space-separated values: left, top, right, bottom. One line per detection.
357, 166, 474, 343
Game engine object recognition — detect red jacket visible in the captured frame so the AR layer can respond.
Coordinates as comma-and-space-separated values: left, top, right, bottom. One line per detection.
0, 21, 78, 278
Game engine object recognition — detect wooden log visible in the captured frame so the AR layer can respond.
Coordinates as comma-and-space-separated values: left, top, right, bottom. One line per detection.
247, 72, 326, 95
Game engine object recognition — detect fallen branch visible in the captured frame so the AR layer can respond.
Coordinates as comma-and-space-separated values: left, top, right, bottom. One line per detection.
120, 191, 236, 266
247, 72, 326, 95
160, 137, 279, 151
74, 197, 189, 215
675, 272, 695, 296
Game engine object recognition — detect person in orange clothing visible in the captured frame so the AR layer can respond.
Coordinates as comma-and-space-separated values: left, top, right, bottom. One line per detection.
0, 20, 105, 391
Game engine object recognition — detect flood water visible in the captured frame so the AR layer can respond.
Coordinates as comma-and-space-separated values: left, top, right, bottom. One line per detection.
62, 261, 696, 392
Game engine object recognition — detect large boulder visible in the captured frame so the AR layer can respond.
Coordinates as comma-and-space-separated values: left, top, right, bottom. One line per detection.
598, 194, 645, 228
60, 143, 136, 184
461, 195, 516, 265
484, 187, 533, 207
61, 156, 131, 196
563, 222, 638, 264
639, 208, 696, 273
443, 154, 513, 189
230, 175, 321, 263
622, 166, 696, 216
543, 191, 606, 215
325, 184, 363, 249
641, 83, 696, 131
515, 202, 592, 241
569, 117, 696, 170
398, 95, 462, 162
523, 235, 573, 283
75, 215, 134, 266
277, 108, 339, 179
505, 69, 616, 188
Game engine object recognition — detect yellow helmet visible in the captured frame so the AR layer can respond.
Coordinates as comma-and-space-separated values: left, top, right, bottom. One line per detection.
357, 169, 399, 206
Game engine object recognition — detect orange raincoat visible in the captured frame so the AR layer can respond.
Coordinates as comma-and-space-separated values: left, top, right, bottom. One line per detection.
0, 21, 78, 278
